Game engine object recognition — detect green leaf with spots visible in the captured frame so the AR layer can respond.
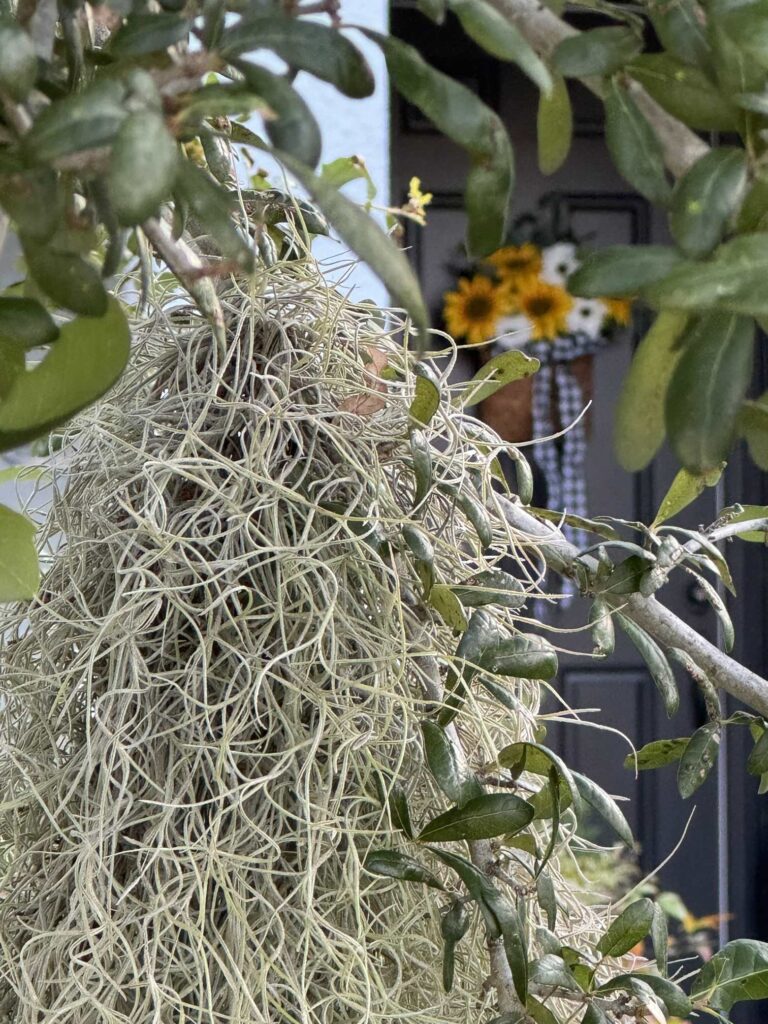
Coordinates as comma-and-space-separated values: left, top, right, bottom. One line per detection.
624, 738, 688, 772
460, 348, 540, 406
691, 939, 768, 1011
669, 148, 748, 258
626, 52, 741, 131
677, 722, 721, 798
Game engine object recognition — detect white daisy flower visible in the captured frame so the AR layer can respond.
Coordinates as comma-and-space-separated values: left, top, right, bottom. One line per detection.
495, 314, 532, 350
541, 241, 579, 285
567, 298, 607, 340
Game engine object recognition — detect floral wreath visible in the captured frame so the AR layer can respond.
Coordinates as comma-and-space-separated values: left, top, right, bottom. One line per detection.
442, 202, 634, 600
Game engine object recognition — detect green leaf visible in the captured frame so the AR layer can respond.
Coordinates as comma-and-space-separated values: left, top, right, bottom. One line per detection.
664, 313, 754, 473
573, 770, 634, 847
647, 0, 712, 70
451, 568, 526, 609
429, 584, 468, 632
647, 235, 768, 316
686, 570, 735, 652
108, 110, 180, 226
319, 155, 377, 201
282, 154, 429, 342
459, 348, 540, 406
0, 166, 61, 242
364, 849, 445, 889
624, 738, 688, 772
747, 727, 768, 775
221, 15, 374, 98
568, 245, 683, 298
0, 341, 24, 400
23, 246, 107, 318
598, 898, 655, 958
582, 1005, 610, 1024
237, 62, 322, 169
537, 73, 572, 175
0, 297, 130, 452
529, 953, 581, 992
0, 297, 58, 349
0, 19, 37, 101
737, 175, 768, 232
613, 311, 688, 472
499, 903, 528, 1005
720, 1, 768, 68
552, 26, 642, 77
421, 720, 483, 807
0, 504, 39, 602
482, 634, 558, 680
429, 846, 505, 938
536, 870, 557, 930
526, 995, 558, 1024
740, 395, 768, 470
669, 148, 748, 258
616, 614, 679, 716
24, 79, 128, 163
410, 362, 441, 424
651, 903, 669, 977
709, 19, 766, 97
440, 900, 470, 991
691, 939, 768, 1011
497, 741, 579, 808
445, 483, 493, 548
418, 792, 534, 843
653, 464, 724, 527
366, 31, 514, 257
677, 722, 721, 798
604, 79, 671, 207
109, 12, 189, 56
589, 599, 615, 656
626, 52, 741, 131
639, 973, 692, 1016
448, 0, 551, 93
402, 522, 434, 594
418, 0, 447, 21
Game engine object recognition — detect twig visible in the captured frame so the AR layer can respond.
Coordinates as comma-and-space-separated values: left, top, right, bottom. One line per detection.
142, 216, 226, 351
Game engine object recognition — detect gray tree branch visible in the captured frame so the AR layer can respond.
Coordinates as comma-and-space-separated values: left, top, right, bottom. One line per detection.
497, 496, 768, 719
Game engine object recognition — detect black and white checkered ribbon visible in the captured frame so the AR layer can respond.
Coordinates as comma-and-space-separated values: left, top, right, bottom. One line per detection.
526, 332, 606, 604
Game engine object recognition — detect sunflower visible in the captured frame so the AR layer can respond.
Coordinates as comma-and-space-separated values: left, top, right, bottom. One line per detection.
443, 275, 506, 345
486, 243, 543, 290
517, 279, 573, 340
603, 296, 633, 326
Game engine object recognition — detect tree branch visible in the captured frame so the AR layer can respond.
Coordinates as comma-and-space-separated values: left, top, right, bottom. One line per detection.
497, 496, 768, 719
485, 0, 709, 178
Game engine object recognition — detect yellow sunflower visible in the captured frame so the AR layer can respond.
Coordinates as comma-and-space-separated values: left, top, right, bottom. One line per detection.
518, 279, 573, 340
603, 296, 633, 326
486, 243, 543, 290
443, 275, 506, 345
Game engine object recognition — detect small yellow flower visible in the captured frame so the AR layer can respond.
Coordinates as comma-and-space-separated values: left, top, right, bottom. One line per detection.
517, 279, 573, 340
486, 243, 542, 289
404, 176, 433, 225
443, 275, 506, 345
603, 296, 633, 326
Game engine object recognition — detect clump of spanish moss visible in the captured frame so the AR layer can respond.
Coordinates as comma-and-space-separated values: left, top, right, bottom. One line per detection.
0, 257, 607, 1024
